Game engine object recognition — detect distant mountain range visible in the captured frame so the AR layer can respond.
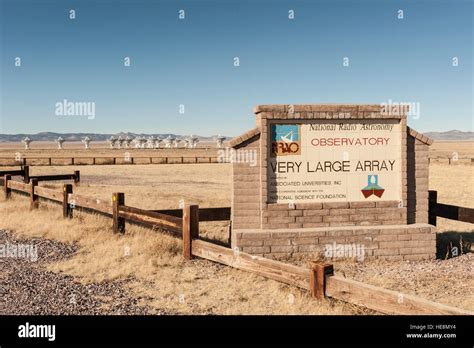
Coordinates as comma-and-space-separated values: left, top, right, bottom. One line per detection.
0, 132, 229, 142
424, 130, 474, 141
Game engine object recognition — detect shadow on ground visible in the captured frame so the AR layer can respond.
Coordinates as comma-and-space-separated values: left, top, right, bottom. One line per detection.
436, 231, 473, 259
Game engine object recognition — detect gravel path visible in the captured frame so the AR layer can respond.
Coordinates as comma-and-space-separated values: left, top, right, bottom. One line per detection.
0, 230, 163, 315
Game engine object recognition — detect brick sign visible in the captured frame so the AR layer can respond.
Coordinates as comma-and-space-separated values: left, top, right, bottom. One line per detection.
229, 105, 435, 260
268, 120, 402, 203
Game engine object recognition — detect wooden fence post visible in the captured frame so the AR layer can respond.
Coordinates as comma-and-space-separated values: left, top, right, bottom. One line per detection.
227, 220, 232, 246
182, 204, 199, 260
29, 178, 38, 210
428, 190, 438, 226
63, 184, 73, 218
4, 174, 11, 200
309, 261, 334, 300
74, 171, 80, 185
22, 165, 29, 183
112, 192, 125, 234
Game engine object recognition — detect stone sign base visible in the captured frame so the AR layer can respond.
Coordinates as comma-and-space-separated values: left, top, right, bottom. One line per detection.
232, 224, 436, 261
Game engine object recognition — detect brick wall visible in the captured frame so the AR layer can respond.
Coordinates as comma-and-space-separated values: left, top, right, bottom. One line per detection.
232, 135, 261, 229
261, 200, 406, 229
407, 134, 430, 224
234, 224, 436, 261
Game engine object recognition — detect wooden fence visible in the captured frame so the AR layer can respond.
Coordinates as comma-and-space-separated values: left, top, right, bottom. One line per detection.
428, 157, 474, 165
1, 177, 472, 315
0, 168, 24, 176
429, 190, 474, 226
0, 166, 79, 185
0, 156, 219, 166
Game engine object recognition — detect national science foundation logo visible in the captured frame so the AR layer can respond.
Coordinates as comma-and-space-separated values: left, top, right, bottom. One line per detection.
271, 124, 301, 156
361, 174, 385, 198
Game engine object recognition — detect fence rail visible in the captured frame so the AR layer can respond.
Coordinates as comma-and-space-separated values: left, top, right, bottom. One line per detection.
29, 173, 80, 183
0, 169, 24, 176
2, 176, 472, 315
118, 205, 183, 234
325, 275, 472, 315
154, 207, 231, 222
428, 190, 474, 225
191, 239, 311, 289
69, 193, 113, 215
428, 157, 474, 165
35, 186, 63, 202
0, 166, 79, 184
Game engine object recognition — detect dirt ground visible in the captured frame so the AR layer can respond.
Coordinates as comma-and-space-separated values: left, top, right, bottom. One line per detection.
0, 143, 473, 314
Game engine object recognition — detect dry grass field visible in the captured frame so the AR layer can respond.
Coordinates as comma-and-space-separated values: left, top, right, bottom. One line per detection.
429, 141, 474, 160
0, 141, 473, 313
0, 197, 371, 315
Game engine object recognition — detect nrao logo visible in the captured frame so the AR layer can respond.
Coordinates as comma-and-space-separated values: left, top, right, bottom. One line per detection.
271, 124, 301, 156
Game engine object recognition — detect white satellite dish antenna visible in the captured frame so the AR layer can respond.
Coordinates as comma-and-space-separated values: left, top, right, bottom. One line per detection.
56, 137, 65, 150
108, 136, 117, 149
82, 136, 91, 149
124, 136, 132, 148
215, 135, 225, 148
22, 137, 32, 150
280, 131, 294, 143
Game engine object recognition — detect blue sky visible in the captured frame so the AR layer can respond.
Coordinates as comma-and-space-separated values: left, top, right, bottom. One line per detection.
0, 0, 472, 136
